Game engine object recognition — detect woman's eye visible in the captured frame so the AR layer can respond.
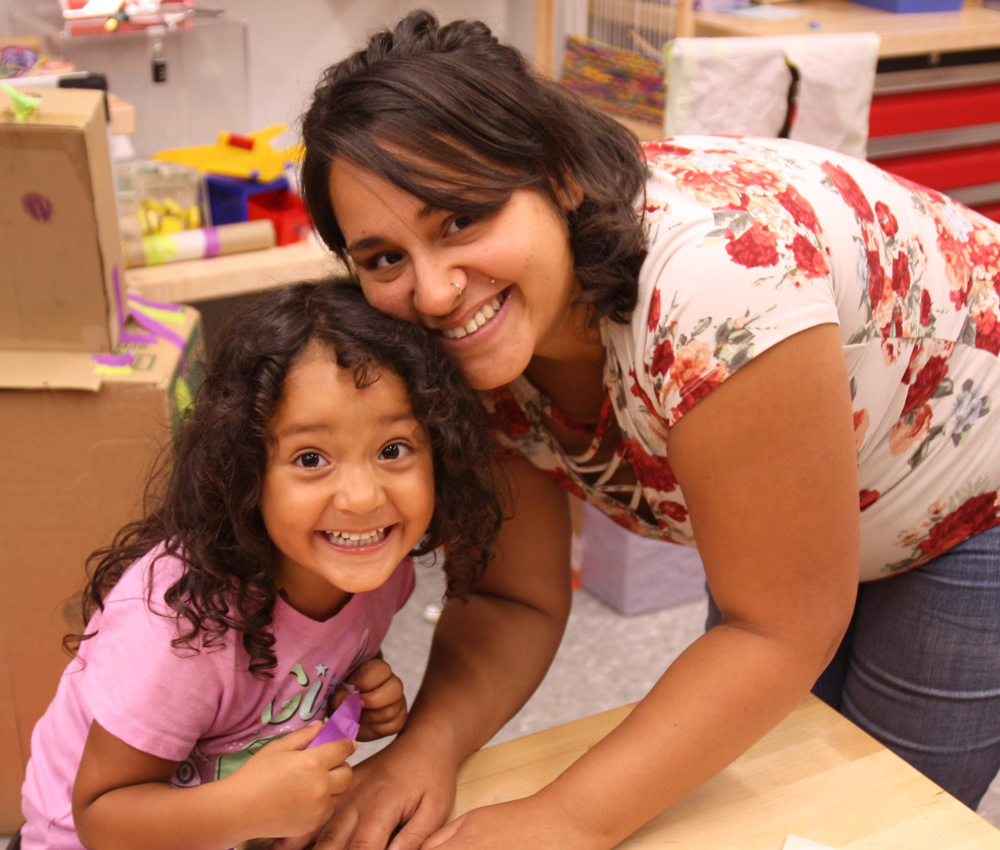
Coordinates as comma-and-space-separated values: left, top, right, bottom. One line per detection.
445, 214, 476, 235
379, 443, 411, 461
370, 251, 404, 270
295, 452, 327, 469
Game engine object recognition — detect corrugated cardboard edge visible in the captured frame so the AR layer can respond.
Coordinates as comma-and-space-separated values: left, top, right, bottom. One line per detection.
82, 95, 125, 350
1, 88, 122, 351
0, 305, 201, 392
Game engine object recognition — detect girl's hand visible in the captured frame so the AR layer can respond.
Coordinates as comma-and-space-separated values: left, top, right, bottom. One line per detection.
333, 657, 408, 741
271, 735, 457, 850
422, 796, 606, 850
232, 722, 355, 839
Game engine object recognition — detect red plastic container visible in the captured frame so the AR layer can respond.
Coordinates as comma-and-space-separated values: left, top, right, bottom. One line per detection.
247, 189, 311, 246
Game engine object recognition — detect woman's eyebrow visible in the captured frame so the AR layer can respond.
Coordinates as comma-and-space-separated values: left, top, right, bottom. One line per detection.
347, 206, 445, 252
347, 235, 386, 253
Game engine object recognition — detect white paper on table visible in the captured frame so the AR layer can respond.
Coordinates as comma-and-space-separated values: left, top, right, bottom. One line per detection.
783, 836, 836, 850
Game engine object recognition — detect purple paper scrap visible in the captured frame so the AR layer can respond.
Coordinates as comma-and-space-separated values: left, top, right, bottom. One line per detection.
307, 691, 362, 749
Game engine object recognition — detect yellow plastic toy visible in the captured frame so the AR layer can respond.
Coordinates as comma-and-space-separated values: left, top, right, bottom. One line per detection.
152, 125, 303, 183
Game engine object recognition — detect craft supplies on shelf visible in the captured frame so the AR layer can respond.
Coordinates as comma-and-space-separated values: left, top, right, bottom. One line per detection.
123, 219, 277, 268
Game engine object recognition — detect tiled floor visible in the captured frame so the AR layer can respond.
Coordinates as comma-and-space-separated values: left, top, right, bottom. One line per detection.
6, 564, 996, 848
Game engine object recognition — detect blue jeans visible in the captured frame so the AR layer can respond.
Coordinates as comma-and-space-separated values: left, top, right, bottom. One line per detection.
705, 524, 1000, 809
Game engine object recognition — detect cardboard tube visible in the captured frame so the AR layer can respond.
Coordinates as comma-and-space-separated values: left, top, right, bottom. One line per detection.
125, 220, 277, 268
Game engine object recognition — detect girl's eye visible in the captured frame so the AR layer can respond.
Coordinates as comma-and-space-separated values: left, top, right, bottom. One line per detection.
295, 452, 327, 469
370, 251, 404, 270
445, 214, 477, 236
379, 443, 411, 461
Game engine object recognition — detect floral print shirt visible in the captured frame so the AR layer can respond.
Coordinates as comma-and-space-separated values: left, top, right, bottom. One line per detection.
483, 136, 1000, 581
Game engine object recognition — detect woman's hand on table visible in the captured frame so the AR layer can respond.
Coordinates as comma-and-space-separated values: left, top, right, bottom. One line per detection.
422, 796, 606, 850
269, 735, 458, 850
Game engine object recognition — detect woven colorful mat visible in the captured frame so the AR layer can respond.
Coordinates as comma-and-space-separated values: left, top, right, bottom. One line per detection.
560, 35, 665, 124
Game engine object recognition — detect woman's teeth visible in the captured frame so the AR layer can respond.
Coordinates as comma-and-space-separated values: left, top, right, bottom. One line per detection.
441, 291, 506, 340
324, 527, 388, 547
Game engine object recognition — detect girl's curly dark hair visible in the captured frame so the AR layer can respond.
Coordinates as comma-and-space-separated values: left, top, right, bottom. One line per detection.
69, 281, 504, 677
300, 10, 648, 325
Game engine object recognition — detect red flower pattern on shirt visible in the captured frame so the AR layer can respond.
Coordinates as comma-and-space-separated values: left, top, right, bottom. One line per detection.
777, 185, 821, 233
726, 222, 780, 268
917, 493, 1000, 561
488, 138, 1000, 581
875, 201, 898, 237
902, 355, 949, 416
791, 233, 829, 278
975, 309, 1000, 355
822, 161, 874, 223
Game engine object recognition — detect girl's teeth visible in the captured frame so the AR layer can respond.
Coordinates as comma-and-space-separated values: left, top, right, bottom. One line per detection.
442, 293, 506, 340
325, 527, 388, 547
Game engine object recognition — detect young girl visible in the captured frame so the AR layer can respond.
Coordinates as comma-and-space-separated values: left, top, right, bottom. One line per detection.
19, 282, 503, 850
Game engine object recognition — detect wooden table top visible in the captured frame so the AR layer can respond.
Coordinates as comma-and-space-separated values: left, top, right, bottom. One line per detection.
452, 694, 1000, 849
124, 235, 348, 304
693, 0, 1000, 58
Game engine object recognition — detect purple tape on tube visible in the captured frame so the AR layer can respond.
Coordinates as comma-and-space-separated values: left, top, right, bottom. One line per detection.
204, 226, 221, 258
307, 691, 363, 749
92, 352, 135, 367
127, 293, 185, 312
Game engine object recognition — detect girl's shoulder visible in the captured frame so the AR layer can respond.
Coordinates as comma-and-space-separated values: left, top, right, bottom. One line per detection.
95, 544, 232, 657
102, 542, 188, 613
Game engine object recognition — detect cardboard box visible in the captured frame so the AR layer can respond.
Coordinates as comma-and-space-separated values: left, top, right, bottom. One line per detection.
0, 87, 124, 352
0, 307, 202, 832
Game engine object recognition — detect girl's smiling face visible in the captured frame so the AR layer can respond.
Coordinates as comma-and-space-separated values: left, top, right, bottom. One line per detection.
259, 342, 435, 621
328, 160, 585, 391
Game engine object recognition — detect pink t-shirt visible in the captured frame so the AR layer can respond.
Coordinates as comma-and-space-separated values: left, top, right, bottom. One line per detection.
20, 546, 414, 850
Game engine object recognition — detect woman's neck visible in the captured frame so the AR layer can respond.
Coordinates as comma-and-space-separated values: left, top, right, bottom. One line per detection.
524, 325, 607, 423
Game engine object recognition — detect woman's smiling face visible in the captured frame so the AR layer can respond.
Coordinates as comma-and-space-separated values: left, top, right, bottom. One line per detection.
328, 160, 582, 390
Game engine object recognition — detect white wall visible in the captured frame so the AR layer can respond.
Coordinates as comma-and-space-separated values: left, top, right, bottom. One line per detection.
235, 0, 533, 130
3, 0, 537, 137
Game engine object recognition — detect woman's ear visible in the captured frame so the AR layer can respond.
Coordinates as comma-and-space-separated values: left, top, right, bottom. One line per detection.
553, 173, 585, 212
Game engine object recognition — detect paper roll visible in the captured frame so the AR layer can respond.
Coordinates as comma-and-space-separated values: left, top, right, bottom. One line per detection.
125, 219, 277, 268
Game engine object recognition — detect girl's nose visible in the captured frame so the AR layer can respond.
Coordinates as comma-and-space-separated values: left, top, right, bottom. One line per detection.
330, 465, 386, 515
413, 261, 468, 317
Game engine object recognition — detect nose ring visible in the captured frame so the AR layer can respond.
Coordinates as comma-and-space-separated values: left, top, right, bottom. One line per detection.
451, 281, 463, 292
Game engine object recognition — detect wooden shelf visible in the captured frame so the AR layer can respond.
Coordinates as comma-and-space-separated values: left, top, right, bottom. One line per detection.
124, 234, 349, 304
693, 0, 1000, 57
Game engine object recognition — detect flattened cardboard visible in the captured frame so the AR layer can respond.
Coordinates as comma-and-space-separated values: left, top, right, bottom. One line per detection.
0, 307, 202, 831
0, 88, 123, 352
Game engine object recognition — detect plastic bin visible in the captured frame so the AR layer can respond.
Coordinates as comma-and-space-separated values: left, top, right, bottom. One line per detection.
851, 0, 961, 13
206, 174, 289, 226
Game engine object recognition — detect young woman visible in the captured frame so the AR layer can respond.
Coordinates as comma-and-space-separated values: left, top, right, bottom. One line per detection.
20, 282, 502, 850
294, 12, 1000, 850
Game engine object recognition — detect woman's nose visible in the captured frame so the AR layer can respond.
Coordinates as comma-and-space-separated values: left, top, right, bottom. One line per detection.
412, 261, 468, 317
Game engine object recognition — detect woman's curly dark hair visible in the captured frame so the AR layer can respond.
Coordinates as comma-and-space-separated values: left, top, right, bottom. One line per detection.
69, 281, 504, 677
300, 10, 648, 325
